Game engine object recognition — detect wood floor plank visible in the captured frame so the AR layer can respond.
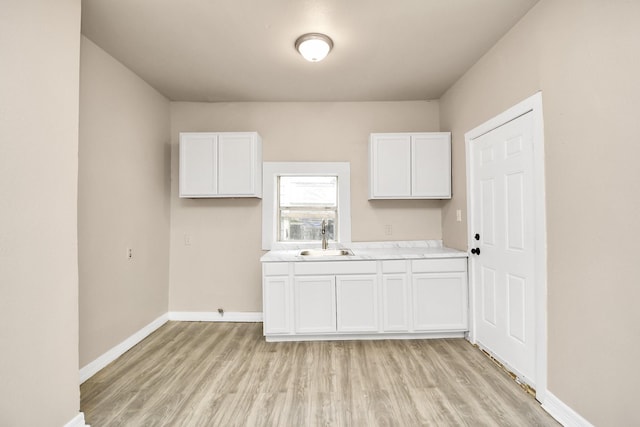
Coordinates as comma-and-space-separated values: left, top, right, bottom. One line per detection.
81, 322, 559, 426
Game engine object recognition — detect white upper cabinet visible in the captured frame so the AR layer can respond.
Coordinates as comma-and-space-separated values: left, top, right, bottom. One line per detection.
370, 134, 412, 198
411, 133, 451, 198
179, 132, 262, 198
369, 132, 451, 199
180, 133, 218, 196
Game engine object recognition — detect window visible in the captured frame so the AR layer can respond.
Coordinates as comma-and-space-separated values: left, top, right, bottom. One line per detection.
278, 176, 338, 242
262, 162, 351, 250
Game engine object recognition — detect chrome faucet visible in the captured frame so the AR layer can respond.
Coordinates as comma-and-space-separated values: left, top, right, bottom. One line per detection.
321, 219, 328, 250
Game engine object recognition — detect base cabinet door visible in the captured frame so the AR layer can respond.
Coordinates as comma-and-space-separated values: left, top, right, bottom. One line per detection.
263, 276, 290, 334
336, 275, 378, 332
412, 272, 467, 331
294, 276, 336, 333
382, 274, 410, 331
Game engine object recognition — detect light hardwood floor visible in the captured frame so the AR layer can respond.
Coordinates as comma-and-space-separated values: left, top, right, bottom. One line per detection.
81, 322, 558, 426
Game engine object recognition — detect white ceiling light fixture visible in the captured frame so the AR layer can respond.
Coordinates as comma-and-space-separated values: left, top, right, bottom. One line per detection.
295, 33, 333, 62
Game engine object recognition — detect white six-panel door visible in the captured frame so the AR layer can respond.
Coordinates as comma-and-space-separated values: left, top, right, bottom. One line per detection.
470, 111, 537, 386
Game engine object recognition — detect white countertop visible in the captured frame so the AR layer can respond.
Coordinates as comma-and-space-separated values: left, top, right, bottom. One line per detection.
260, 240, 468, 262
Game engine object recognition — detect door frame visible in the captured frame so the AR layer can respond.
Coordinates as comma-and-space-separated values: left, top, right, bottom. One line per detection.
464, 92, 547, 402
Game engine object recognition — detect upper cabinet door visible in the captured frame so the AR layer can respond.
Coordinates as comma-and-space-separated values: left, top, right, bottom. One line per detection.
411, 133, 451, 198
369, 132, 451, 199
369, 134, 411, 198
218, 133, 261, 196
179, 132, 262, 198
179, 133, 218, 197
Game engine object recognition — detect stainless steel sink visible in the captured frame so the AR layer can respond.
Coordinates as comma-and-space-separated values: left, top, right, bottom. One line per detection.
299, 249, 354, 257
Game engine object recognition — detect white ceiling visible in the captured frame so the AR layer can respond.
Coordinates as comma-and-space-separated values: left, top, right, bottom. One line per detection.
81, 0, 539, 102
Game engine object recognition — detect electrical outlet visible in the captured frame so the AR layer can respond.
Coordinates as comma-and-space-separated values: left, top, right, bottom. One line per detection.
184, 234, 192, 246
127, 248, 133, 259
384, 224, 393, 236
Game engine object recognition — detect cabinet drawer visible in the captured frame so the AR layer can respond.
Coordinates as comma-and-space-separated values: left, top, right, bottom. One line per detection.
294, 261, 376, 275
382, 260, 407, 274
412, 258, 466, 273
263, 262, 289, 276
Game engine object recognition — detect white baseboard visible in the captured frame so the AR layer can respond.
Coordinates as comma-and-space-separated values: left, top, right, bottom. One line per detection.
79, 313, 169, 384
542, 391, 594, 427
64, 412, 89, 427
168, 311, 263, 322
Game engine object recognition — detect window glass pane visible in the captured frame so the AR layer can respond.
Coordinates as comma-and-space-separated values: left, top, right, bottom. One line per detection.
279, 176, 337, 207
279, 210, 336, 241
277, 176, 338, 242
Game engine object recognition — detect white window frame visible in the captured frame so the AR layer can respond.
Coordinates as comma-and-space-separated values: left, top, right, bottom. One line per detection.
262, 162, 351, 250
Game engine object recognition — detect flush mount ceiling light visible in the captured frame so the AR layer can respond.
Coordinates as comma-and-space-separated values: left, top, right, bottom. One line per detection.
295, 33, 333, 62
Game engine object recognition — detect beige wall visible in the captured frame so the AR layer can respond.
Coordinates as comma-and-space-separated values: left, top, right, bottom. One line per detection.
0, 0, 82, 425
78, 37, 171, 366
440, 0, 640, 425
169, 101, 440, 311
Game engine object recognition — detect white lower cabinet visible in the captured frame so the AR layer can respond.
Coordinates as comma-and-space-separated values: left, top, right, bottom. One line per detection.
294, 276, 336, 333
262, 257, 468, 341
262, 262, 291, 335
336, 275, 378, 332
294, 274, 378, 333
412, 272, 467, 331
381, 260, 410, 332
382, 274, 410, 331
263, 276, 290, 334
411, 258, 468, 332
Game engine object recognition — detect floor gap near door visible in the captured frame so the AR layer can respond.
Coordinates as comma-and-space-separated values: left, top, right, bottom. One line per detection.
475, 343, 537, 398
